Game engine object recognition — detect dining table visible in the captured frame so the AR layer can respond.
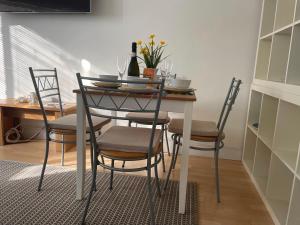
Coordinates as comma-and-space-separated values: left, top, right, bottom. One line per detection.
73, 88, 196, 214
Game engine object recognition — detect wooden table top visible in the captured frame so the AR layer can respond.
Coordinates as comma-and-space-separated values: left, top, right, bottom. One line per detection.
0, 98, 76, 113
73, 89, 197, 102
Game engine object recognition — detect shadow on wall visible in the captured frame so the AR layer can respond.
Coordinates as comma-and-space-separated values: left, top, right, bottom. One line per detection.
0, 14, 109, 102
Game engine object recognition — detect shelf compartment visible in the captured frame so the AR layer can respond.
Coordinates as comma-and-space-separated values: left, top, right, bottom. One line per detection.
258, 95, 279, 148
266, 154, 294, 225
273, 100, 300, 170
255, 38, 272, 80
286, 25, 300, 85
295, 0, 300, 21
268, 28, 292, 82
243, 128, 257, 172
287, 177, 300, 225
247, 90, 263, 131
253, 139, 271, 194
260, 0, 277, 36
274, 0, 296, 30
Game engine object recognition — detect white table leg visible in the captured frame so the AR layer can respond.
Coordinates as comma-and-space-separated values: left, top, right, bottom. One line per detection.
111, 111, 117, 126
179, 102, 193, 214
76, 94, 86, 200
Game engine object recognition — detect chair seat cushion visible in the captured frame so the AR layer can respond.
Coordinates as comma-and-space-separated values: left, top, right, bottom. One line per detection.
168, 119, 224, 138
48, 114, 110, 132
101, 142, 163, 160
126, 111, 170, 124
97, 126, 161, 154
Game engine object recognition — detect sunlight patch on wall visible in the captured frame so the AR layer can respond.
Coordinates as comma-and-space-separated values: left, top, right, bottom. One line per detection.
0, 16, 6, 98
3, 25, 107, 102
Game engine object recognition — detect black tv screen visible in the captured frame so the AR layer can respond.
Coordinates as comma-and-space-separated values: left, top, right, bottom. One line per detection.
0, 0, 91, 13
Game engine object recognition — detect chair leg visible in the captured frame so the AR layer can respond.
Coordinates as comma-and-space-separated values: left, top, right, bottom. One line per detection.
81, 153, 98, 225
164, 134, 178, 190
90, 145, 97, 192
173, 136, 181, 169
214, 143, 221, 203
122, 160, 126, 168
161, 125, 166, 172
38, 138, 50, 191
161, 151, 166, 172
154, 155, 161, 197
147, 162, 155, 225
164, 125, 171, 156
90, 144, 93, 169
61, 135, 65, 166
109, 159, 115, 190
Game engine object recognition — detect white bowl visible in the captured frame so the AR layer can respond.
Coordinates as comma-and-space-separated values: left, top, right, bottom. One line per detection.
99, 75, 118, 81
126, 77, 148, 88
168, 79, 191, 89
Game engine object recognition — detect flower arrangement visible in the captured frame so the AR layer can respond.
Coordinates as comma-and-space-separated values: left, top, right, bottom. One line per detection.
137, 34, 168, 69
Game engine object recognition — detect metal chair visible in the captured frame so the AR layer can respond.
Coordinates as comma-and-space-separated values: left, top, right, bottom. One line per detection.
76, 73, 165, 225
123, 111, 171, 172
165, 77, 242, 203
29, 67, 111, 191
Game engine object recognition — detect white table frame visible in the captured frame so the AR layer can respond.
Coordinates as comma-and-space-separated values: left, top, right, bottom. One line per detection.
76, 93, 194, 214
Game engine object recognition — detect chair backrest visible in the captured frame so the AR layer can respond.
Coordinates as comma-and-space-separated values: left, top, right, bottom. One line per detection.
29, 67, 64, 129
216, 77, 242, 140
76, 73, 165, 156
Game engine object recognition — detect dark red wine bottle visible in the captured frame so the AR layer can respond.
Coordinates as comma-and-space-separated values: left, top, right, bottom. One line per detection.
127, 42, 140, 77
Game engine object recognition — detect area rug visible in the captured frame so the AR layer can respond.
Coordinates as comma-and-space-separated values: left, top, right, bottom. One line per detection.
0, 160, 198, 225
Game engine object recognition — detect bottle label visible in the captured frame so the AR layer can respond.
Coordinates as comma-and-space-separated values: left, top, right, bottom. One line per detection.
132, 52, 136, 57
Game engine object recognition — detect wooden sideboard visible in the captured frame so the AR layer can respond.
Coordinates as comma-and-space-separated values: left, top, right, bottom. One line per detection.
0, 99, 76, 152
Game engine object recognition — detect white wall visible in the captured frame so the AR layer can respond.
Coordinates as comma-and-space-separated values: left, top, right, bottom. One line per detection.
0, 0, 262, 159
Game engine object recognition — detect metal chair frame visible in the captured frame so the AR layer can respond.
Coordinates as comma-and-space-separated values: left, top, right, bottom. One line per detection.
76, 73, 165, 225
29, 67, 99, 192
165, 77, 242, 203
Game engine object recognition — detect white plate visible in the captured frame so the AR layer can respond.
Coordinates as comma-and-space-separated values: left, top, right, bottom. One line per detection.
92, 82, 121, 88
165, 86, 195, 94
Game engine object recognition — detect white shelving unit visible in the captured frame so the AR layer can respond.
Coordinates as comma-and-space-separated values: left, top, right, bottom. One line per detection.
296, 2, 300, 21
244, 128, 257, 171
273, 100, 300, 170
253, 139, 272, 194
243, 1, 300, 225
274, 0, 296, 30
261, 0, 277, 36
287, 178, 300, 225
286, 25, 300, 85
255, 38, 272, 80
268, 28, 292, 82
266, 155, 294, 225
258, 95, 278, 148
247, 90, 262, 133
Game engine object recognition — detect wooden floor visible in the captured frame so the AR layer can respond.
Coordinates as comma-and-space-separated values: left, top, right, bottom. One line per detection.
0, 141, 274, 225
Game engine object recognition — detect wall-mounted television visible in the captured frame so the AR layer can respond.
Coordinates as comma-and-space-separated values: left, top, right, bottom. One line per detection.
0, 0, 91, 13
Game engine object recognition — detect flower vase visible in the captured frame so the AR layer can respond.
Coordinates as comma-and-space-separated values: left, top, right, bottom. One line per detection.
143, 68, 157, 80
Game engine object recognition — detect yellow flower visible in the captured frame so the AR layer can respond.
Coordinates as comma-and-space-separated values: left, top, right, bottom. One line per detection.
160, 40, 166, 45
140, 47, 149, 55
137, 40, 143, 45
149, 34, 155, 39
149, 41, 155, 46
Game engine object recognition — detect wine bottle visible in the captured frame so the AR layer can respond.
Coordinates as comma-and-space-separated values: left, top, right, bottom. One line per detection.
127, 42, 140, 77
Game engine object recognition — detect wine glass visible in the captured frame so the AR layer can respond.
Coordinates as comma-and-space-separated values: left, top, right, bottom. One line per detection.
117, 56, 128, 80
160, 60, 173, 86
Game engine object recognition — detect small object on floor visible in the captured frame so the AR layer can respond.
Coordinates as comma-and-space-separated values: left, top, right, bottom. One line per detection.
252, 122, 259, 129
